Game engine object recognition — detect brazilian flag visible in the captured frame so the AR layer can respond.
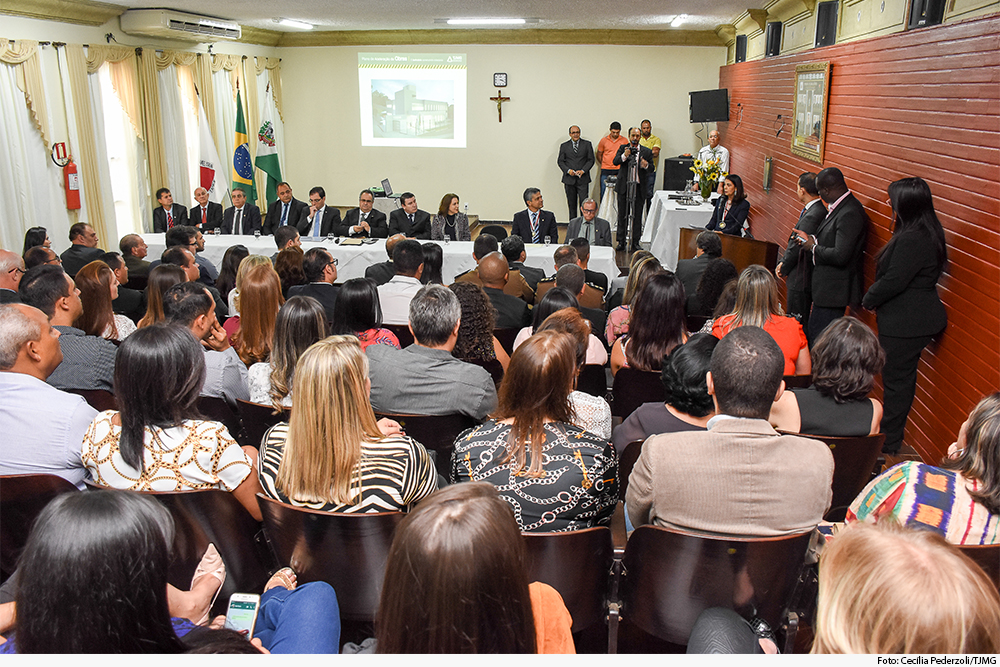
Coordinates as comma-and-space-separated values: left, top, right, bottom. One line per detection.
231, 87, 257, 203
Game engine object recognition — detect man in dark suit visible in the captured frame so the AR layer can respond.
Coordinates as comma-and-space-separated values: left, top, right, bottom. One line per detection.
101, 251, 145, 323
263, 181, 310, 236
301, 186, 341, 238
152, 188, 189, 233
119, 234, 150, 283
501, 235, 545, 292
794, 167, 868, 341
614, 127, 655, 252
676, 231, 723, 315
60, 223, 105, 277
511, 187, 558, 244
388, 192, 432, 239
554, 264, 608, 346
568, 237, 609, 294
557, 125, 595, 219
365, 234, 403, 286
338, 189, 388, 238
777, 172, 826, 337
190, 187, 224, 231
288, 247, 339, 327
221, 188, 262, 235
565, 198, 612, 247
0, 249, 24, 304
478, 253, 531, 329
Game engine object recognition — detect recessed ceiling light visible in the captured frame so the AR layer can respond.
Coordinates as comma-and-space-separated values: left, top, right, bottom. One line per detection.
274, 18, 313, 30
446, 18, 527, 25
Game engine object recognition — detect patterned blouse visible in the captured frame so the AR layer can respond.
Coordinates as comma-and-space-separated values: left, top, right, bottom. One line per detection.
258, 423, 437, 513
81, 411, 252, 492
247, 362, 293, 407
451, 420, 618, 532
357, 327, 400, 352
606, 305, 630, 346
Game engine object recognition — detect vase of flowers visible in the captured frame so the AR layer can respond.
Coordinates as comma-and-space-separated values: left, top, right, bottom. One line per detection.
690, 158, 727, 201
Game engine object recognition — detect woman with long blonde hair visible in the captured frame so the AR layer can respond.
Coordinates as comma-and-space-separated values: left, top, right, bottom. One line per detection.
258, 335, 436, 512
227, 263, 284, 366
228, 254, 271, 316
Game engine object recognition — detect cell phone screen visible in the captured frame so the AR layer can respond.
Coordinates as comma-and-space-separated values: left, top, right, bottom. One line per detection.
224, 598, 259, 634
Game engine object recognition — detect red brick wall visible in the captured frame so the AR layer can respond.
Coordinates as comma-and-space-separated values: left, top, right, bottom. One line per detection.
716, 14, 1000, 462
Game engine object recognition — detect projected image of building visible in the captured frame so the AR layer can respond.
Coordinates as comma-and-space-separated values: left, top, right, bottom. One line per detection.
373, 83, 454, 139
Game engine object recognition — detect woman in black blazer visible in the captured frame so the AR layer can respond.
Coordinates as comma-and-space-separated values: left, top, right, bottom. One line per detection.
862, 177, 947, 454
706, 174, 750, 236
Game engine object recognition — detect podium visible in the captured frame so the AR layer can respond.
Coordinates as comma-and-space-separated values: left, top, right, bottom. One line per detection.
677, 228, 780, 274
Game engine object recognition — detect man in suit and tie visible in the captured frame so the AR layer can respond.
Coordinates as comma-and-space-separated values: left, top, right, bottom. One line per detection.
152, 188, 189, 233
675, 231, 723, 315
338, 189, 388, 238
190, 187, 223, 231
388, 192, 432, 239
793, 167, 868, 341
263, 181, 310, 236
565, 198, 612, 247
60, 223, 104, 277
614, 127, 655, 252
288, 247, 339, 327
511, 188, 558, 245
777, 172, 826, 337
557, 125, 595, 220
221, 188, 262, 236
302, 186, 341, 238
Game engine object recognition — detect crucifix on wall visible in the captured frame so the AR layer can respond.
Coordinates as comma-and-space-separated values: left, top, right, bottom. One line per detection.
490, 72, 509, 122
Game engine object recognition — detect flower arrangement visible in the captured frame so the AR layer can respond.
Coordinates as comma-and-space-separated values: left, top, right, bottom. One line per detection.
690, 158, 728, 200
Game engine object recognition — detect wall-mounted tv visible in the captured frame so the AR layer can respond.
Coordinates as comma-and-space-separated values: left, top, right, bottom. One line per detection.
690, 89, 730, 123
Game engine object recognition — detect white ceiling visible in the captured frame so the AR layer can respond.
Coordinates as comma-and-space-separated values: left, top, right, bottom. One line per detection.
104, 0, 751, 32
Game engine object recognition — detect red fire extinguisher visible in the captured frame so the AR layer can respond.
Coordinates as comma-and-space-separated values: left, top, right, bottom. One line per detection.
63, 157, 81, 210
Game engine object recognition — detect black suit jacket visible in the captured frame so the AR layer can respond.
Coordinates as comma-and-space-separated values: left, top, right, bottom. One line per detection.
153, 204, 189, 233
706, 197, 750, 236
189, 202, 223, 231
365, 260, 395, 286
613, 143, 654, 194
511, 262, 544, 291
862, 231, 946, 337
112, 286, 146, 323
222, 205, 263, 235
0, 289, 20, 304
511, 209, 559, 244
584, 268, 609, 295
557, 139, 595, 185
675, 253, 713, 314
60, 245, 105, 277
298, 206, 342, 238
288, 282, 340, 327
811, 193, 868, 309
779, 200, 826, 293
263, 198, 310, 236
388, 209, 432, 239
338, 208, 388, 238
483, 286, 531, 329
580, 305, 608, 347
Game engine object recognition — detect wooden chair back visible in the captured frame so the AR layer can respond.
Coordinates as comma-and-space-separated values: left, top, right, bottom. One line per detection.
197, 395, 245, 443
620, 525, 811, 647
782, 374, 812, 389
577, 364, 609, 398
611, 367, 665, 419
384, 324, 414, 348
0, 474, 78, 581
493, 327, 519, 356
523, 527, 614, 633
375, 412, 481, 479
237, 399, 290, 448
617, 440, 645, 502
959, 544, 1000, 591
788, 432, 886, 522
257, 494, 404, 621
63, 388, 117, 412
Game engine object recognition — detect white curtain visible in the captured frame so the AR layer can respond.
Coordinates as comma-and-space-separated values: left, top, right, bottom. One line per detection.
85, 67, 116, 239
212, 68, 236, 205
157, 64, 190, 204
256, 67, 285, 180
0, 64, 74, 252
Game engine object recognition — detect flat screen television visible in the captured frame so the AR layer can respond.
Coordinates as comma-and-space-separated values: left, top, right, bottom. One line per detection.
690, 89, 729, 123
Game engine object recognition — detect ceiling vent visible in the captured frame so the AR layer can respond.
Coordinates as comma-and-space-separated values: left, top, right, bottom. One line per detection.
120, 10, 242, 42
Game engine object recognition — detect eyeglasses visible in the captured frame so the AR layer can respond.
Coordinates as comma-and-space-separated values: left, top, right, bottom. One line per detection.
327, 259, 339, 267
8, 267, 25, 276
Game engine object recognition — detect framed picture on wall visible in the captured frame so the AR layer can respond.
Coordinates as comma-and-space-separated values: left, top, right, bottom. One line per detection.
790, 62, 831, 164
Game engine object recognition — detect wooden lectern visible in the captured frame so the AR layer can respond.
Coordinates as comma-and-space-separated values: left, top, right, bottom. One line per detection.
677, 228, 780, 275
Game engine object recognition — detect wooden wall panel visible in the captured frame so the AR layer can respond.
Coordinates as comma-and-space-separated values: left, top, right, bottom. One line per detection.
717, 14, 1000, 463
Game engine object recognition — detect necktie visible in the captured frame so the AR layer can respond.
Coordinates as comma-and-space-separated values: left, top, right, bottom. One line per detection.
531, 211, 539, 243
281, 203, 288, 226
167, 209, 173, 228
313, 209, 322, 237
573, 141, 578, 153
236, 209, 243, 235
800, 206, 808, 219
583, 220, 593, 243
201, 208, 207, 226
408, 213, 414, 225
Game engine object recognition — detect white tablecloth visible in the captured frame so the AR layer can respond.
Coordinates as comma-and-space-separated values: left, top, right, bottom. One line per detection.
144, 234, 619, 287
646, 191, 716, 271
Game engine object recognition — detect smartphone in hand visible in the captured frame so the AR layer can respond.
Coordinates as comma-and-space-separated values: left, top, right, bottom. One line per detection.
224, 593, 261, 637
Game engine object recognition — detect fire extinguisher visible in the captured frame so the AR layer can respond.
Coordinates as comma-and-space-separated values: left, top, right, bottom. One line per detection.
52, 143, 81, 210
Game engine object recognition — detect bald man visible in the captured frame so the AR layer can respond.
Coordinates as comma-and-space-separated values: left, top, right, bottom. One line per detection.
479, 252, 530, 329
190, 187, 224, 231
0, 250, 24, 304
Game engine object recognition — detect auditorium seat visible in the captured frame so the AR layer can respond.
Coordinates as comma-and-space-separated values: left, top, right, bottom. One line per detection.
616, 440, 645, 502
611, 367, 665, 419
577, 364, 609, 399
384, 324, 414, 348
478, 224, 508, 241
197, 395, 245, 443
959, 544, 1000, 591
374, 412, 481, 479
64, 388, 117, 412
782, 374, 812, 389
237, 399, 290, 448
493, 327, 519, 356
0, 474, 79, 582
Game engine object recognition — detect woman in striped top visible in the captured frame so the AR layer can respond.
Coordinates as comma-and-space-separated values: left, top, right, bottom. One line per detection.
259, 335, 437, 513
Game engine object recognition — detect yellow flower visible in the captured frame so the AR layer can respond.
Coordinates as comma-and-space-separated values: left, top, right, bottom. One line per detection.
693, 159, 703, 169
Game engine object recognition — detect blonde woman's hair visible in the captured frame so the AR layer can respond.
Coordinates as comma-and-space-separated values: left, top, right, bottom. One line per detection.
274, 335, 384, 505
232, 254, 271, 313
728, 264, 784, 328
812, 522, 1000, 654
622, 255, 661, 306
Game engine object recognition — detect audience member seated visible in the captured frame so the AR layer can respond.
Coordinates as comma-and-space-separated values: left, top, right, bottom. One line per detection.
568, 237, 609, 294
676, 231, 723, 314
159, 246, 227, 323
227, 254, 271, 316
477, 252, 531, 329
74, 261, 137, 342
770, 316, 884, 436
331, 277, 399, 351
0, 490, 340, 653
272, 225, 301, 261
21, 226, 50, 255
513, 287, 607, 366
259, 335, 436, 512
611, 271, 686, 375
501, 234, 545, 292
699, 276, 739, 335
368, 284, 497, 420
22, 246, 60, 271
151, 226, 216, 286
287, 247, 339, 328
59, 223, 104, 277
693, 257, 738, 321
420, 241, 443, 284
81, 324, 264, 521
535, 245, 604, 309
430, 193, 471, 241
101, 251, 146, 323
247, 296, 327, 409
713, 265, 809, 376
450, 282, 510, 374
377, 239, 424, 325
706, 174, 750, 236
451, 330, 618, 532
810, 522, 1000, 653
225, 263, 284, 367
0, 304, 97, 488
844, 392, 999, 545
0, 250, 24, 304
273, 245, 306, 298
18, 265, 116, 392
551, 264, 607, 343
163, 282, 249, 409
456, 234, 534, 304
606, 254, 661, 345
535, 308, 612, 439
612, 333, 718, 453
605, 249, 652, 312
371, 482, 575, 654
137, 264, 187, 328
364, 234, 402, 286
119, 233, 151, 280
627, 326, 834, 536
214, 244, 248, 305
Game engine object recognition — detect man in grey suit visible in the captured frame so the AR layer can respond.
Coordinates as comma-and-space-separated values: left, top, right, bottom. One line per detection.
776, 172, 825, 337
557, 125, 595, 219
565, 198, 612, 247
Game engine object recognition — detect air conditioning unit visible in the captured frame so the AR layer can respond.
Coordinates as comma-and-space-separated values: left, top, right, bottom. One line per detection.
120, 9, 242, 42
